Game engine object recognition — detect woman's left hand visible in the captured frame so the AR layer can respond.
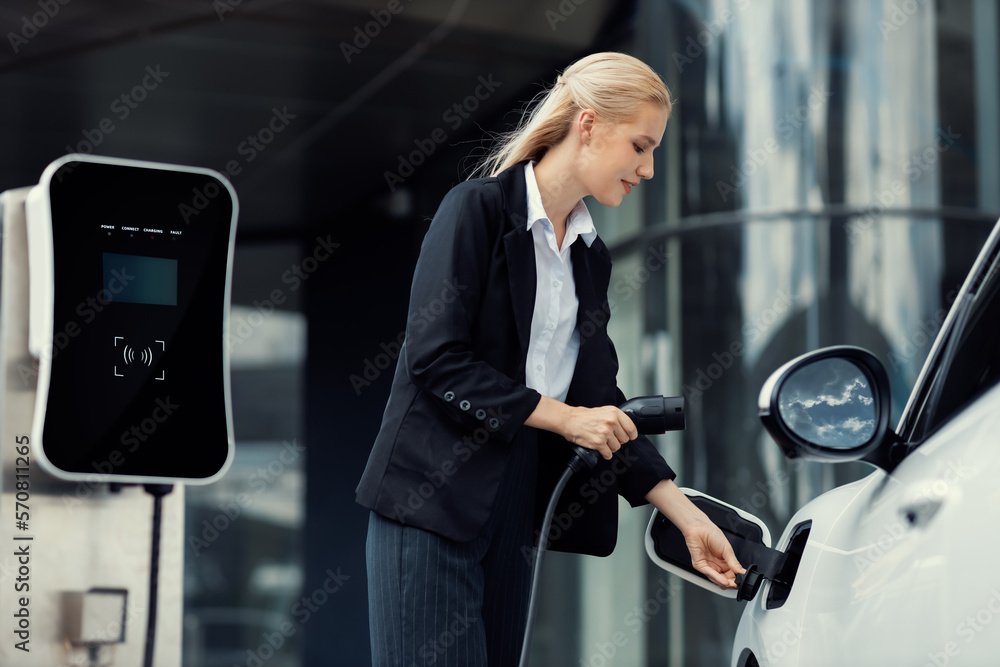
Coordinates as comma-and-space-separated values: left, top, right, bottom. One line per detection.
645, 480, 746, 590
682, 518, 746, 590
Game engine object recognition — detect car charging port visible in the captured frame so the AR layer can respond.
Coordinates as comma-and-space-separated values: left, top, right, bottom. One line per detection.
765, 521, 811, 609
734, 520, 812, 606
645, 492, 809, 605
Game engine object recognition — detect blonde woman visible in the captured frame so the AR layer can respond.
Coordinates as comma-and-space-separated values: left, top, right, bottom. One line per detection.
356, 51, 744, 666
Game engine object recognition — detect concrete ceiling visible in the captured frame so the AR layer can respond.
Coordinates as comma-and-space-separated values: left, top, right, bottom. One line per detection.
0, 0, 629, 237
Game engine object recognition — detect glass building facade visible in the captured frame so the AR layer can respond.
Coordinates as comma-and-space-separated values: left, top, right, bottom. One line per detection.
153, 2, 1000, 665
531, 1, 1000, 665
183, 244, 308, 667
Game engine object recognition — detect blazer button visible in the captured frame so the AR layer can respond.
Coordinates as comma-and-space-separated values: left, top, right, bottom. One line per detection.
475, 409, 486, 420
444, 391, 455, 402
460, 400, 470, 410
489, 417, 499, 429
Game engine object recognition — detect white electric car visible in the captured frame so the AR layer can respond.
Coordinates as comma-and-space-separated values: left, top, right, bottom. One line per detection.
647, 216, 1000, 666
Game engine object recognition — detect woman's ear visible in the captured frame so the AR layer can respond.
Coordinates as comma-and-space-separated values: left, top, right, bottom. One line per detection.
577, 108, 597, 145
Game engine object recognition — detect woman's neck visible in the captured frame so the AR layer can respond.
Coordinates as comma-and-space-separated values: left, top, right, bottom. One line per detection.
532, 145, 587, 235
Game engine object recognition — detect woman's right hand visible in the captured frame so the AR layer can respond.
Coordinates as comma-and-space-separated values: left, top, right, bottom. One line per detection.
561, 405, 639, 459
526, 396, 637, 460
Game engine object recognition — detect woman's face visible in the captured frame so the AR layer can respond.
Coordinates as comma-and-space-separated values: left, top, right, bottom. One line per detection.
578, 102, 668, 207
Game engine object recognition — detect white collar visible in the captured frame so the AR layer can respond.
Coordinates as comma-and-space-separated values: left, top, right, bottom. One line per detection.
524, 161, 596, 248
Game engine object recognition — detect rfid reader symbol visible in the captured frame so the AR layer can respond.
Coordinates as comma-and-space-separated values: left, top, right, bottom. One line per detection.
124, 345, 154, 367
114, 337, 165, 380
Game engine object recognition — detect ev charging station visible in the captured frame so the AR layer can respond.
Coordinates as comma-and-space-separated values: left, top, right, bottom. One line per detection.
0, 155, 237, 665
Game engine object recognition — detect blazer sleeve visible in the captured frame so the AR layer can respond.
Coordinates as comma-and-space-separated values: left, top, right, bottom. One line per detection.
403, 179, 542, 441
609, 339, 678, 506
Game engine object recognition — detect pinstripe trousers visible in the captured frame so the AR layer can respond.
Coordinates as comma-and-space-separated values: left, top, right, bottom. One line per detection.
366, 430, 538, 667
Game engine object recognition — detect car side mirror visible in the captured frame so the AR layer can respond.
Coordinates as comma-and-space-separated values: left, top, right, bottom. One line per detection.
758, 345, 901, 471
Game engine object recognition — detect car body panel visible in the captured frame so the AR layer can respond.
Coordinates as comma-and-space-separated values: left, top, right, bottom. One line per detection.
735, 379, 1000, 666
731, 217, 1000, 666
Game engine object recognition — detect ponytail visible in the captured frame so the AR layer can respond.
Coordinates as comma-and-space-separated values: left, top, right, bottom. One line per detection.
470, 52, 671, 179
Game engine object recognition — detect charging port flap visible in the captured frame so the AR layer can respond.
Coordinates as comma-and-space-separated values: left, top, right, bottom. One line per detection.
645, 488, 805, 603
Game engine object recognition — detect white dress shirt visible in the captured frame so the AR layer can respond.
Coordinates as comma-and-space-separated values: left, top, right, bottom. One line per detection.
523, 161, 597, 403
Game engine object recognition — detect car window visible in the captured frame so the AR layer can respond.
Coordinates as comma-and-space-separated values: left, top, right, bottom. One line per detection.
909, 249, 1000, 444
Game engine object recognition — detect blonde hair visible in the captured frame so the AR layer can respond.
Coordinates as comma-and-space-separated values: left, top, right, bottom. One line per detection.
471, 52, 672, 179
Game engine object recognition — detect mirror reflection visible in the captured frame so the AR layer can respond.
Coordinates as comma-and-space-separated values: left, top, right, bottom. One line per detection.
777, 357, 876, 449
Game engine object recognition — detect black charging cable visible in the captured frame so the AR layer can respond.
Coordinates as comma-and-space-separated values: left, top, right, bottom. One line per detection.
142, 484, 174, 667
517, 446, 597, 667
517, 396, 684, 667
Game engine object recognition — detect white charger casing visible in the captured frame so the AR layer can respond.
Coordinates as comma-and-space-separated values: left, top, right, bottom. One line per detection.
25, 154, 238, 484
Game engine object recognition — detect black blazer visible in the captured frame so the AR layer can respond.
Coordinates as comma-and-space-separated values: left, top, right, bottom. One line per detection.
355, 160, 675, 556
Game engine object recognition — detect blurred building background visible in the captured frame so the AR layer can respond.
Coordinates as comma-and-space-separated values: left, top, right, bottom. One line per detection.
1, 0, 997, 665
